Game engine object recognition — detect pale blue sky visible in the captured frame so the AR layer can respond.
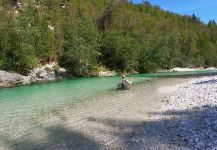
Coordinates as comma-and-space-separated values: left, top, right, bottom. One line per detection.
132, 0, 217, 23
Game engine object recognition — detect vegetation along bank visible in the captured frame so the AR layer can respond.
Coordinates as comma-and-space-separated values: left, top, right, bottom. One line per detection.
0, 0, 217, 78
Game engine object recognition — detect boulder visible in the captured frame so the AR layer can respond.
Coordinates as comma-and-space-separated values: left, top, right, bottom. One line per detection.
29, 62, 65, 81
0, 70, 31, 87
98, 67, 117, 77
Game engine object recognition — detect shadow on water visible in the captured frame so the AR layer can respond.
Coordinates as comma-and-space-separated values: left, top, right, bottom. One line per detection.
0, 125, 101, 150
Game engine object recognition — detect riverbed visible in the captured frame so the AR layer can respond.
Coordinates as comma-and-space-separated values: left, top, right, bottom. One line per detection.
0, 71, 217, 150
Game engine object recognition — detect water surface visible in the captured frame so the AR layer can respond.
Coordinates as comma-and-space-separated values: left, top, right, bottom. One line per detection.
0, 70, 217, 136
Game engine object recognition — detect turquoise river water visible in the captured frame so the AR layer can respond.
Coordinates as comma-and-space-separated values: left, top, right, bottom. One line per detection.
0, 70, 217, 138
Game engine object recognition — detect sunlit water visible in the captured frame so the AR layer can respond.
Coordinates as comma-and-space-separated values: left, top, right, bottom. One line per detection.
0, 70, 217, 136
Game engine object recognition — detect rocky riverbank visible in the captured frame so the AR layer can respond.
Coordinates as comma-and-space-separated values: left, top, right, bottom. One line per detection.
0, 70, 31, 87
0, 63, 117, 88
159, 67, 217, 72
1, 75, 216, 150
0, 62, 67, 88
156, 75, 217, 149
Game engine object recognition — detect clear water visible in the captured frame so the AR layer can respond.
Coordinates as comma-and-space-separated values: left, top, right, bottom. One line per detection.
0, 70, 217, 136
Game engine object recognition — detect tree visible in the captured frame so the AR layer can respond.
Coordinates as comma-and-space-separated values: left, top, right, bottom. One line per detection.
59, 17, 100, 76
1, 26, 37, 75
100, 31, 138, 72
18, 5, 55, 63
97, 1, 115, 31
1, 0, 217, 76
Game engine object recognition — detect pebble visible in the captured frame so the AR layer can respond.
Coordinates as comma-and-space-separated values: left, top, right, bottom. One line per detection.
160, 75, 217, 149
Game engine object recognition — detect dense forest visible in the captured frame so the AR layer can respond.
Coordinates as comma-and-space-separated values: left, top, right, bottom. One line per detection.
0, 0, 217, 76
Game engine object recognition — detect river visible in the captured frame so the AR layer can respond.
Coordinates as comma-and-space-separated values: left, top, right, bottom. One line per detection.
0, 70, 217, 150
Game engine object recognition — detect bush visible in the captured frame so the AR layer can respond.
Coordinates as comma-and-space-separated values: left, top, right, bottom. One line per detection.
0, 27, 37, 75
18, 7, 55, 62
100, 31, 138, 72
59, 17, 100, 76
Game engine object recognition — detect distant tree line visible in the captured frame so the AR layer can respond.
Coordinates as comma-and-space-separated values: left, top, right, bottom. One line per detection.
0, 0, 217, 76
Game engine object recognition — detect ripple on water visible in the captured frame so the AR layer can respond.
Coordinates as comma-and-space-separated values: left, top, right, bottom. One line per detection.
0, 70, 217, 137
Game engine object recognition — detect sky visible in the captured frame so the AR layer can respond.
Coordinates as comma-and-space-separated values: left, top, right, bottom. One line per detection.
132, 0, 217, 24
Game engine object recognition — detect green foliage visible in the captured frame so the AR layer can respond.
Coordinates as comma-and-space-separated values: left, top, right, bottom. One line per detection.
1, 0, 217, 75
59, 17, 100, 76
100, 32, 138, 72
18, 6, 55, 62
138, 34, 174, 72
0, 8, 37, 75
0, 42, 3, 69
0, 26, 37, 75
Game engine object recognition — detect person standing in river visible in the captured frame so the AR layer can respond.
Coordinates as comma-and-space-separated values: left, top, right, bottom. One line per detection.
117, 75, 132, 90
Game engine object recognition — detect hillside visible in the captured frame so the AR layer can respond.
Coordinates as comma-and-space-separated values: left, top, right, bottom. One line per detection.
0, 0, 217, 76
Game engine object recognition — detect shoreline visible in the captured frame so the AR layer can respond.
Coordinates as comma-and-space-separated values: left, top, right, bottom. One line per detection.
0, 65, 116, 88
1, 66, 217, 88
0, 75, 216, 149
155, 75, 217, 149
160, 67, 217, 72
0, 77, 186, 150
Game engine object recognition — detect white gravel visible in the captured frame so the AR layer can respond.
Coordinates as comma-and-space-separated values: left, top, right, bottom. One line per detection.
1, 76, 217, 150
158, 76, 217, 150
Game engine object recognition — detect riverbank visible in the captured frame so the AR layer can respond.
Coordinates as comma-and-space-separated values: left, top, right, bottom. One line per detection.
0, 64, 117, 88
0, 75, 216, 150
155, 75, 217, 149
0, 77, 185, 150
161, 67, 217, 72
1, 65, 217, 88
0, 62, 67, 88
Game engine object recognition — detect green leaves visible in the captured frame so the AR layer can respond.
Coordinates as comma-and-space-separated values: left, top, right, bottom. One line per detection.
1, 0, 217, 76
0, 27, 37, 75
100, 31, 138, 72
59, 17, 100, 76
18, 6, 55, 62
